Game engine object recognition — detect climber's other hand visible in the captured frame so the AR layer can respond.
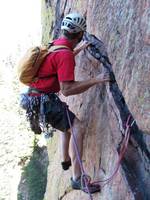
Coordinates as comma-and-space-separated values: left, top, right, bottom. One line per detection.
74, 41, 91, 55
78, 41, 91, 50
82, 41, 91, 49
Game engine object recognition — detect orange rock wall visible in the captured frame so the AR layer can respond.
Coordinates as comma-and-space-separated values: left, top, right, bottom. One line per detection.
42, 1, 150, 199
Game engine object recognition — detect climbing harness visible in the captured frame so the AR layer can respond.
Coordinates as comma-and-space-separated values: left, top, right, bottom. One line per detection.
66, 106, 135, 199
20, 92, 62, 137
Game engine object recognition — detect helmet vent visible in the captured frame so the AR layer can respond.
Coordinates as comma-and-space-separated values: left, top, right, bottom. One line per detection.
66, 17, 72, 20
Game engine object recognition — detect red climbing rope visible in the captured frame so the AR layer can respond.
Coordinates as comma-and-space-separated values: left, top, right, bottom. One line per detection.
66, 106, 135, 200
92, 115, 135, 187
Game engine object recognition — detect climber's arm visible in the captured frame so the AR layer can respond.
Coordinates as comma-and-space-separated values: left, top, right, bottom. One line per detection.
73, 41, 90, 56
60, 73, 110, 96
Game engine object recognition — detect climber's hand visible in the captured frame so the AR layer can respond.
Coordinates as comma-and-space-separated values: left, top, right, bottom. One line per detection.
79, 41, 91, 50
95, 72, 110, 83
74, 41, 91, 56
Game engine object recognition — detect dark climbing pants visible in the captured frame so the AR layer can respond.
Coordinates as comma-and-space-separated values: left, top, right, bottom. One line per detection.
20, 92, 75, 133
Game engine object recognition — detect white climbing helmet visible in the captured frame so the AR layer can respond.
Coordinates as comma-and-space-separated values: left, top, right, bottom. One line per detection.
61, 13, 86, 33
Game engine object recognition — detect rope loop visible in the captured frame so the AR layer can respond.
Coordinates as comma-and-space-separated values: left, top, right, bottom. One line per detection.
81, 173, 91, 189
66, 105, 134, 198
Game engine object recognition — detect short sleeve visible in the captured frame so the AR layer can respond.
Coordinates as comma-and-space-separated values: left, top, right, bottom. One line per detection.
56, 50, 75, 82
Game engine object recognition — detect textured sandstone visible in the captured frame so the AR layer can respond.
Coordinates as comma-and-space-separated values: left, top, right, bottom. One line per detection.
42, 0, 150, 200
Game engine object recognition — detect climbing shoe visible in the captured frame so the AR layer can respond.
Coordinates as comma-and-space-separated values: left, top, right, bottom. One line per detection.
61, 160, 71, 170
71, 177, 101, 193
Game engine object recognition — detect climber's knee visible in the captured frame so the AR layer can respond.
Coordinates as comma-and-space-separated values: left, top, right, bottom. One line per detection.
71, 117, 84, 136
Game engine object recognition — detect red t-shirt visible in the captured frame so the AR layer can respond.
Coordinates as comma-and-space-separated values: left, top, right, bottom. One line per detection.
30, 38, 75, 93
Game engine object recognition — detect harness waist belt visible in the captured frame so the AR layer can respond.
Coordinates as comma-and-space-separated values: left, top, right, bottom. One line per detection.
28, 88, 46, 94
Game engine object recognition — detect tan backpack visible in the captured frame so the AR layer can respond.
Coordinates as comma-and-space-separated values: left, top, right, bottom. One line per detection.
18, 44, 70, 85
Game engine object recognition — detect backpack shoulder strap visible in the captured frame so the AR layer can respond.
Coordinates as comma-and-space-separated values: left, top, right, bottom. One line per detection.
48, 45, 71, 53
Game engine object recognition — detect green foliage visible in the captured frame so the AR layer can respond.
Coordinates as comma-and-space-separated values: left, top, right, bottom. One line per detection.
18, 139, 49, 200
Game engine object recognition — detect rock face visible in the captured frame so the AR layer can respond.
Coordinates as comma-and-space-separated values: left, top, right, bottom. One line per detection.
42, 0, 150, 200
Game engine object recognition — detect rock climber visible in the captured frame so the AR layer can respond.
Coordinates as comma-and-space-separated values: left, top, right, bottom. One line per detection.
20, 12, 110, 193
